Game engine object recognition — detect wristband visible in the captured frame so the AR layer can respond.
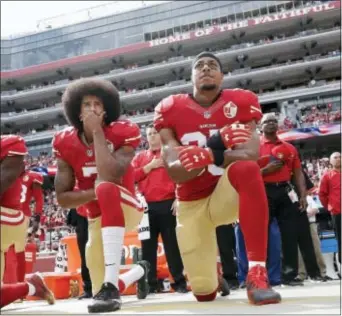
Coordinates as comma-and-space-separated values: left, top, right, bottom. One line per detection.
207, 131, 225, 150
211, 149, 225, 167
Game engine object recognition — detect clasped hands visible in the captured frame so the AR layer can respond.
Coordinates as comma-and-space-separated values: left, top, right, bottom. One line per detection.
177, 124, 252, 171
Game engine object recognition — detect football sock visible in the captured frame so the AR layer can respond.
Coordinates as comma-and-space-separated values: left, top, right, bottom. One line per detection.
101, 227, 125, 287
96, 182, 125, 288
0, 283, 31, 308
27, 282, 36, 295
118, 265, 144, 293
16, 251, 26, 282
228, 161, 268, 263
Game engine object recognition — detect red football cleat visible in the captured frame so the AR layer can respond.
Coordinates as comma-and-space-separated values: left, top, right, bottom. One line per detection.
26, 273, 55, 305
246, 265, 281, 305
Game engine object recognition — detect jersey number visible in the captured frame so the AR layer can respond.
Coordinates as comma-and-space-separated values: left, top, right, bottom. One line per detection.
180, 130, 224, 176
20, 185, 27, 203
82, 167, 98, 177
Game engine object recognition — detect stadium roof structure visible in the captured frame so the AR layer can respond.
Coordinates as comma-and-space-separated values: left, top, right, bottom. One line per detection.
1, 1, 170, 39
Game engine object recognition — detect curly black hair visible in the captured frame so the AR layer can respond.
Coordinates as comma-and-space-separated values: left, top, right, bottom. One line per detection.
62, 78, 121, 131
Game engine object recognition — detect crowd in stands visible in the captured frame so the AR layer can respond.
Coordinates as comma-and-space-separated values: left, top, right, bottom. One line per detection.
298, 105, 341, 127
122, 106, 154, 117
302, 157, 331, 186
28, 185, 71, 252
6, 89, 341, 139
1, 25, 339, 102
264, 99, 341, 132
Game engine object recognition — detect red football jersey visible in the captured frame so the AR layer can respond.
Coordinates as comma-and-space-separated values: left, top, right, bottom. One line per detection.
76, 204, 88, 218
0, 135, 28, 211
21, 170, 44, 217
52, 120, 141, 218
154, 89, 262, 201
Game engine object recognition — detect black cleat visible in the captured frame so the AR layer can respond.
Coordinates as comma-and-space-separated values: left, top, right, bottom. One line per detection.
174, 283, 189, 293
78, 291, 92, 300
282, 277, 304, 287
87, 282, 121, 313
148, 286, 158, 294
226, 279, 240, 291
322, 275, 333, 282
136, 260, 150, 300
218, 277, 230, 297
310, 275, 324, 282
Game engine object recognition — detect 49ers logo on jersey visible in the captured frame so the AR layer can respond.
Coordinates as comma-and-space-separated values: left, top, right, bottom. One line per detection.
223, 102, 238, 119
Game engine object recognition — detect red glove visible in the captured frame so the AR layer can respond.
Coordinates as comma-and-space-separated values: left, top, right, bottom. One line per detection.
220, 124, 252, 149
178, 146, 213, 171
271, 143, 294, 161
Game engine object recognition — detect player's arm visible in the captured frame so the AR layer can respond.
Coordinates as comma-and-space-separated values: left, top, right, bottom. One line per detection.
221, 121, 260, 168
92, 126, 135, 182
0, 156, 25, 196
55, 158, 96, 209
111, 145, 136, 179
159, 128, 204, 184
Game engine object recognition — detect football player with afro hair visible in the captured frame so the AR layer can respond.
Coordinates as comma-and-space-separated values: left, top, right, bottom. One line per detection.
53, 78, 149, 313
62, 77, 121, 132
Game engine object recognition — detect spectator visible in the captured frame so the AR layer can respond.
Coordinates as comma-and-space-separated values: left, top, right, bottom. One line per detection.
319, 152, 341, 264
259, 113, 307, 286
293, 168, 322, 281
132, 124, 187, 293
216, 224, 239, 290
298, 191, 331, 281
